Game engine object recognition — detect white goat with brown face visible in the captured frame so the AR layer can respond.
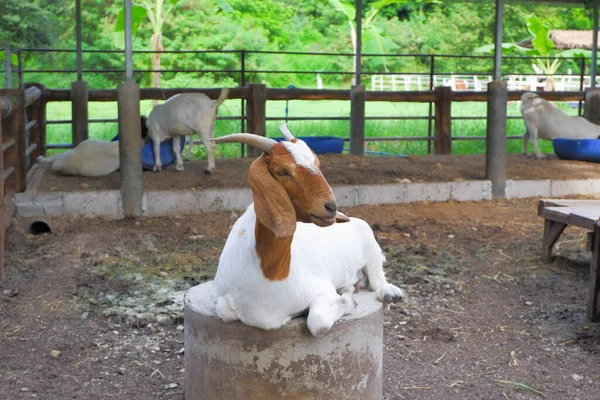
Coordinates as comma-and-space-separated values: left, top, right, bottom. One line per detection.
210, 125, 404, 337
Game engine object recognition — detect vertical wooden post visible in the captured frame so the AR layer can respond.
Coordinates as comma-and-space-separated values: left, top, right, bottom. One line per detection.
588, 222, 600, 321
434, 86, 451, 155
246, 84, 267, 158
584, 87, 600, 126
118, 81, 143, 217
71, 80, 89, 146
27, 84, 46, 160
485, 80, 507, 198
541, 219, 567, 263
350, 84, 365, 156
6, 90, 27, 193
0, 102, 5, 281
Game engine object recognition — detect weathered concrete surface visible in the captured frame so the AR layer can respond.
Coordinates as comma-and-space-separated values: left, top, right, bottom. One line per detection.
184, 282, 383, 400
14, 178, 600, 218
505, 179, 552, 199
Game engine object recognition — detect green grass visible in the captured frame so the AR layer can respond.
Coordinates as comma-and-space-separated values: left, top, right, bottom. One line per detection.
46, 97, 573, 158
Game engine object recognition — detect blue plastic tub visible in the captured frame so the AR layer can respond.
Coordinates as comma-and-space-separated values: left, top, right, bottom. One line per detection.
274, 136, 344, 154
112, 134, 186, 170
553, 138, 600, 163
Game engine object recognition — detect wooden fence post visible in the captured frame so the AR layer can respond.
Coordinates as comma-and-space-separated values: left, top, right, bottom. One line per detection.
1, 90, 27, 193
246, 84, 267, 158
434, 86, 451, 155
350, 85, 365, 156
71, 80, 89, 146
26, 84, 46, 160
0, 102, 4, 281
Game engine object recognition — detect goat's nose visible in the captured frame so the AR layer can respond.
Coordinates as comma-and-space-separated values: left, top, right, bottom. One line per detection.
324, 200, 337, 216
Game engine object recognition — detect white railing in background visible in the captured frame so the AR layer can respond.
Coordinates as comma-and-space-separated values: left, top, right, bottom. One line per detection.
370, 74, 600, 92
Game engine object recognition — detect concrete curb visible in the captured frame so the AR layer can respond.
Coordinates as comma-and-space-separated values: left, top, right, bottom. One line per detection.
11, 179, 494, 218
13, 178, 600, 218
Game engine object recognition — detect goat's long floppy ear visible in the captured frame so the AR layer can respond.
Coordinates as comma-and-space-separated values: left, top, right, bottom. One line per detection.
248, 155, 296, 239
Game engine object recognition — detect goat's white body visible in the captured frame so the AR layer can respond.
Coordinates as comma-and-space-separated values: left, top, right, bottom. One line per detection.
37, 139, 121, 177
521, 93, 600, 159
146, 90, 228, 173
212, 204, 398, 335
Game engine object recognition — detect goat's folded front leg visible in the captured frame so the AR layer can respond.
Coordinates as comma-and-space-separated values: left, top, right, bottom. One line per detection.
307, 292, 357, 337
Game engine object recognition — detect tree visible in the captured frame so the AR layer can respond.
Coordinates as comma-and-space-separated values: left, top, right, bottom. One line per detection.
327, 0, 408, 81
115, 0, 232, 92
1, 0, 63, 86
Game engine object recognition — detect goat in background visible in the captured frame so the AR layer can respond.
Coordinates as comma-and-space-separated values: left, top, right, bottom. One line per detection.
209, 125, 404, 337
521, 92, 600, 159
37, 116, 148, 177
145, 88, 229, 174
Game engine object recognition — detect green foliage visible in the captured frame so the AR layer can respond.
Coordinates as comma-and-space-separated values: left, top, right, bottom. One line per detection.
4, 0, 596, 91
0, 0, 65, 48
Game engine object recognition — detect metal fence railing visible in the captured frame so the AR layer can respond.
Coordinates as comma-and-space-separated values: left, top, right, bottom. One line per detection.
1, 49, 593, 154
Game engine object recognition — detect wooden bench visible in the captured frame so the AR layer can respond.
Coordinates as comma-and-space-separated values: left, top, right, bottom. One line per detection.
538, 199, 600, 321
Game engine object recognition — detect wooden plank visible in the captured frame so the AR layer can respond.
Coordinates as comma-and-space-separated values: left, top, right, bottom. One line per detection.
23, 86, 41, 108
541, 207, 598, 230
269, 88, 350, 101
541, 219, 568, 263
589, 222, 600, 321
2, 138, 15, 152
45, 87, 248, 102
350, 85, 365, 156
245, 84, 267, 158
25, 143, 37, 157
3, 166, 14, 180
0, 102, 4, 282
539, 199, 600, 211
13, 91, 26, 193
570, 209, 600, 230
366, 91, 437, 103
71, 80, 89, 146
434, 86, 451, 155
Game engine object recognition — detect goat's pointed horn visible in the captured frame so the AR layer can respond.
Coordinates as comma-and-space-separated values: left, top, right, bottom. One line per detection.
279, 124, 295, 141
212, 133, 277, 153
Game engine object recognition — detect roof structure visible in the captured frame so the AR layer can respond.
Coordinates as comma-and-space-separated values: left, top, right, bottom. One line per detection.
518, 30, 595, 49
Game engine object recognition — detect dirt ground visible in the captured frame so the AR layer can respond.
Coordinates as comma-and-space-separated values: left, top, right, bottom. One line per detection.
38, 153, 600, 192
2, 198, 600, 399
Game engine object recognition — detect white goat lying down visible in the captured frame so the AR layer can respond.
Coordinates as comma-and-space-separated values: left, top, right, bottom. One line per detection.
210, 125, 405, 337
37, 116, 148, 177
145, 88, 229, 174
521, 92, 600, 159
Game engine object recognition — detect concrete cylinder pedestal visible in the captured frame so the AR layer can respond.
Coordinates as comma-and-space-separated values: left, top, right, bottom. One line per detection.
184, 282, 383, 400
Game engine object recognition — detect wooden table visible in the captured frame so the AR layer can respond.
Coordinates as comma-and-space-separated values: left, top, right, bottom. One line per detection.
538, 199, 600, 321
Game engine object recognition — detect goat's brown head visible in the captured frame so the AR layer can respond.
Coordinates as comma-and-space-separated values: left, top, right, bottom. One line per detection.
212, 125, 348, 239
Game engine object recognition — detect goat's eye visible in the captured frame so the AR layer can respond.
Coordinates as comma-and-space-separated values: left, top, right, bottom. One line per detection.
277, 169, 289, 177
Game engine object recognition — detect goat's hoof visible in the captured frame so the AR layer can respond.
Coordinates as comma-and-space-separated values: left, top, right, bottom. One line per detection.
152, 165, 162, 172
204, 169, 212, 175
175, 164, 184, 172
377, 283, 405, 304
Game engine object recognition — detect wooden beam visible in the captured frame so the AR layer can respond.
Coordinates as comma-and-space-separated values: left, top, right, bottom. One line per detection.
246, 84, 267, 158
434, 86, 452, 154
541, 219, 568, 263
589, 222, 600, 321
0, 102, 4, 282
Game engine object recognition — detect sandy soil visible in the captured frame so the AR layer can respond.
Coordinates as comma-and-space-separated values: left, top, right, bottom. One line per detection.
2, 198, 600, 399
37, 153, 600, 193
